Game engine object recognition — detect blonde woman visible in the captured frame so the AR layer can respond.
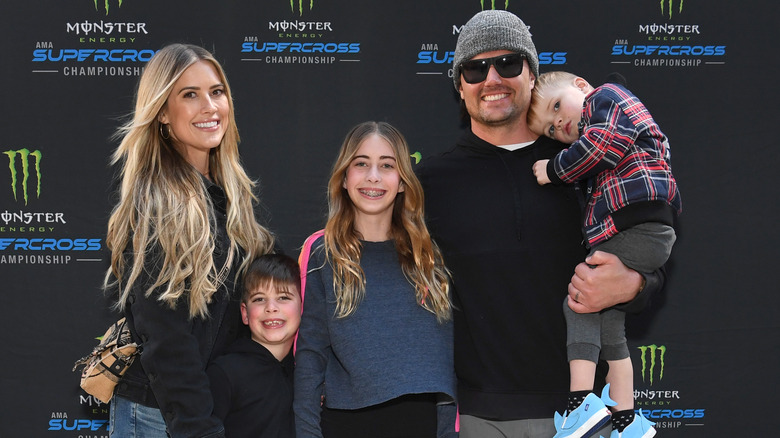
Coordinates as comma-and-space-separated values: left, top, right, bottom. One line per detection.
294, 121, 457, 438
105, 43, 274, 438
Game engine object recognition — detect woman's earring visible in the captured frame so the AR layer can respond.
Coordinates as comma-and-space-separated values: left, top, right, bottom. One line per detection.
160, 123, 170, 140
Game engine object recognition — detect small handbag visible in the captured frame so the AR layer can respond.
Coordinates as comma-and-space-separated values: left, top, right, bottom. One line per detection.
73, 317, 140, 403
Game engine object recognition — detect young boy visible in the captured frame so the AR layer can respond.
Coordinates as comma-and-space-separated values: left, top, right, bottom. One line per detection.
207, 253, 302, 438
529, 72, 682, 438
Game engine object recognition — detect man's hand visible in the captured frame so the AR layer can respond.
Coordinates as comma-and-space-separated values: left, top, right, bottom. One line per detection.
533, 159, 551, 185
567, 250, 643, 313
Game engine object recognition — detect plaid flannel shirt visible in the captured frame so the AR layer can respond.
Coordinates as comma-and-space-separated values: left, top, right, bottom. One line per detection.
549, 83, 681, 246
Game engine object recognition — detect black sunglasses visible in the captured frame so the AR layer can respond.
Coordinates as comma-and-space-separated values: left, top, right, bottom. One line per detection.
459, 53, 526, 84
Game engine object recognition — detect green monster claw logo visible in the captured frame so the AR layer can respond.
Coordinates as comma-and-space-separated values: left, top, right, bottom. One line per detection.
638, 344, 666, 385
4, 149, 42, 205
93, 0, 123, 16
290, 0, 314, 15
480, 0, 510, 9
660, 0, 684, 18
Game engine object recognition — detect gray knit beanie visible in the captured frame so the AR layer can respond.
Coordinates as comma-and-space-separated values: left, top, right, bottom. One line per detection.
453, 10, 539, 90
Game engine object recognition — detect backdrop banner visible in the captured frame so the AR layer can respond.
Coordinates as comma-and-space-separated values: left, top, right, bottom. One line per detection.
1, 0, 777, 436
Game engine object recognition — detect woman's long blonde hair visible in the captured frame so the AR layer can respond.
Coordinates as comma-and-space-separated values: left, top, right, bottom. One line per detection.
323, 121, 451, 322
105, 43, 274, 319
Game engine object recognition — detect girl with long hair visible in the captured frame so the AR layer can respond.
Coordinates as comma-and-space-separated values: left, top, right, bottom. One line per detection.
104, 43, 274, 437
294, 121, 457, 438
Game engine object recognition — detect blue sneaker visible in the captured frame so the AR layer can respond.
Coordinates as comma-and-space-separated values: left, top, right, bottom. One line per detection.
553, 384, 617, 438
608, 409, 656, 438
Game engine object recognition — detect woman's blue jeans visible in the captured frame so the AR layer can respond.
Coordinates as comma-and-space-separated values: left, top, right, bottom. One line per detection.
109, 394, 168, 437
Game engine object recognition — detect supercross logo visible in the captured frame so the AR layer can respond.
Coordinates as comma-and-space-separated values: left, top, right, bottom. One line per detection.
638, 344, 666, 385
241, 5, 359, 66
28, 0, 149, 77
92, 0, 125, 16
659, 0, 685, 18
3, 149, 42, 205
611, 1, 725, 68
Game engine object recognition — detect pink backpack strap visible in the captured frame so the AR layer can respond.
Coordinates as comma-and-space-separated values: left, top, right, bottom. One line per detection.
294, 229, 325, 354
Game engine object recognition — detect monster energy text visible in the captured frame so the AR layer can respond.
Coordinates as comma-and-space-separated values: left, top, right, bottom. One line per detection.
269, 21, 332, 32
1, 211, 65, 225
79, 37, 139, 44
639, 24, 700, 36
633, 389, 680, 400
66, 21, 149, 36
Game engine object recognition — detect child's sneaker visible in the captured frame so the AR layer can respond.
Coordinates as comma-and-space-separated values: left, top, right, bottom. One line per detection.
609, 409, 656, 438
553, 384, 617, 438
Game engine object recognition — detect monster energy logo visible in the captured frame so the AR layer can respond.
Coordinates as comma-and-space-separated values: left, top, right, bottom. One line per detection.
481, 0, 509, 9
4, 149, 42, 205
93, 0, 123, 16
638, 344, 666, 385
290, 0, 314, 15
660, 0, 684, 18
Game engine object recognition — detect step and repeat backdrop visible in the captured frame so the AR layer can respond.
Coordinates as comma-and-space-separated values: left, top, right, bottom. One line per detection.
1, 0, 777, 436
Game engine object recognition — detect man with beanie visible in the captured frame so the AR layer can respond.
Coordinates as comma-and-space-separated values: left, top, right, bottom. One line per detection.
416, 10, 666, 437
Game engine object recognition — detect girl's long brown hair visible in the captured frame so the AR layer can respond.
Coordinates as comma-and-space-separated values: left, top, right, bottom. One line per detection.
324, 121, 451, 322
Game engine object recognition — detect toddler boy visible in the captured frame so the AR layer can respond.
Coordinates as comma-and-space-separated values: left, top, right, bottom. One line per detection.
529, 71, 681, 438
